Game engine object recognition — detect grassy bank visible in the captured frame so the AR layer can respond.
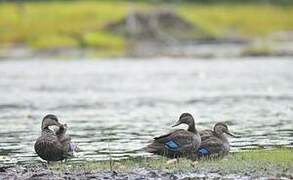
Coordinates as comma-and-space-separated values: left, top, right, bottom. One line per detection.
50, 148, 293, 175
1, 148, 291, 179
0, 1, 293, 54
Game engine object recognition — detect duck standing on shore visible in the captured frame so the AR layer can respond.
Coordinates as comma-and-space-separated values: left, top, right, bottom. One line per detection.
197, 122, 239, 158
144, 113, 201, 159
34, 114, 76, 163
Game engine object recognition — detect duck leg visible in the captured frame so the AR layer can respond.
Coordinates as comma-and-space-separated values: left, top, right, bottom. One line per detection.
176, 157, 180, 165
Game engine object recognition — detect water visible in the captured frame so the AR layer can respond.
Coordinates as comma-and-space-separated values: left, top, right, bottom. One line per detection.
0, 57, 292, 164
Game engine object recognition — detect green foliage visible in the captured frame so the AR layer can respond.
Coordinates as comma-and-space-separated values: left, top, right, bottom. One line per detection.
2, 0, 293, 5
0, 1, 128, 50
0, 1, 293, 53
28, 35, 77, 49
178, 4, 293, 37
84, 32, 125, 49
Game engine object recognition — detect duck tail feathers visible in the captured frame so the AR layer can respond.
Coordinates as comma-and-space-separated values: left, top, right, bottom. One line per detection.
66, 143, 79, 157
143, 143, 164, 153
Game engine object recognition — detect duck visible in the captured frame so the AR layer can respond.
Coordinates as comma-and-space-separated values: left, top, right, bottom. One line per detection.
144, 113, 201, 159
196, 122, 238, 158
34, 114, 76, 163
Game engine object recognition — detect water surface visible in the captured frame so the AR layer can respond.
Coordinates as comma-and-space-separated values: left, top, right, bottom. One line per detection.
0, 57, 292, 163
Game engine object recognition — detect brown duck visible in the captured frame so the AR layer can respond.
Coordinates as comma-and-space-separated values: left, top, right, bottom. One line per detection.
144, 113, 201, 159
34, 114, 76, 163
197, 122, 239, 158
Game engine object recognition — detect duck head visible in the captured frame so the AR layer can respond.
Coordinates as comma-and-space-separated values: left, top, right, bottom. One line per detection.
214, 123, 239, 137
172, 113, 196, 133
41, 114, 62, 130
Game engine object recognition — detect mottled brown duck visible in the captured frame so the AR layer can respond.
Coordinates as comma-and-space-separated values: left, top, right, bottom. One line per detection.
197, 122, 239, 158
34, 114, 76, 163
144, 113, 201, 159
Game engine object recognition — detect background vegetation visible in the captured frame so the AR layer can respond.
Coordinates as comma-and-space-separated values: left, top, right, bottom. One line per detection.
0, 1, 293, 55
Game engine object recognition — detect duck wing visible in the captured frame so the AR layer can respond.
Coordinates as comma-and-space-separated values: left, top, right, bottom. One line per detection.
145, 129, 196, 157
34, 132, 66, 161
56, 125, 77, 157
155, 129, 194, 147
199, 129, 214, 141
153, 130, 176, 141
197, 136, 226, 157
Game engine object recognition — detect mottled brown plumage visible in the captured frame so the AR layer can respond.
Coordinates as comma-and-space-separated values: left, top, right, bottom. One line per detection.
34, 114, 74, 163
144, 113, 201, 159
197, 122, 238, 158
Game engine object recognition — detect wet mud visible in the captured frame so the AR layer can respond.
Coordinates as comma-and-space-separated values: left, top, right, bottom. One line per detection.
0, 163, 292, 180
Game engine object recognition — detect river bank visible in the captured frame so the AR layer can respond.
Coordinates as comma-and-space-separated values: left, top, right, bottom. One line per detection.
1, 148, 292, 179
1, 36, 293, 59
1, 2, 293, 59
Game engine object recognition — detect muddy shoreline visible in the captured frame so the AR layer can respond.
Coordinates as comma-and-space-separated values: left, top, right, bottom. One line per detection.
1, 149, 293, 179
0, 163, 292, 180
2, 149, 292, 179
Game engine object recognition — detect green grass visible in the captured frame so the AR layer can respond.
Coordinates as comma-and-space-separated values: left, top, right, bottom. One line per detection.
197, 148, 293, 174
0, 1, 130, 55
178, 5, 293, 38
50, 148, 293, 175
0, 1, 293, 54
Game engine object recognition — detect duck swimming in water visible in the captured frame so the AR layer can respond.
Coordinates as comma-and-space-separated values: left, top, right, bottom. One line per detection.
197, 122, 238, 158
34, 114, 76, 163
144, 113, 201, 159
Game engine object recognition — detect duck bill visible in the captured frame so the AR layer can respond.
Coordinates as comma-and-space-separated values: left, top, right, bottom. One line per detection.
172, 121, 181, 127
225, 131, 240, 138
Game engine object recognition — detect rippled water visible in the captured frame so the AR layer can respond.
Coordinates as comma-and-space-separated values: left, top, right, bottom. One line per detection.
0, 57, 292, 164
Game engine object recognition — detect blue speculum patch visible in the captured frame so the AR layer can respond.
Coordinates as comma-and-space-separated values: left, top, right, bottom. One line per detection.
197, 147, 209, 156
165, 140, 178, 150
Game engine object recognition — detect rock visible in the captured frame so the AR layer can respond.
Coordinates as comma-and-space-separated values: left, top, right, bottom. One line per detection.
105, 9, 197, 42
0, 165, 13, 172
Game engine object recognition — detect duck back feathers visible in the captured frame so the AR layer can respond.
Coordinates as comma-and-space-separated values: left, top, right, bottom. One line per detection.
145, 129, 201, 158
35, 124, 75, 162
197, 128, 230, 158
34, 128, 69, 161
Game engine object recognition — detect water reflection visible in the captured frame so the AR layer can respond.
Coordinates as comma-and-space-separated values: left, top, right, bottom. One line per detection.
0, 58, 292, 163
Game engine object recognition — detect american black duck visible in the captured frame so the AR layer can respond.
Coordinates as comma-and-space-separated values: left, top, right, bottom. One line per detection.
144, 113, 201, 159
34, 114, 76, 163
197, 122, 238, 158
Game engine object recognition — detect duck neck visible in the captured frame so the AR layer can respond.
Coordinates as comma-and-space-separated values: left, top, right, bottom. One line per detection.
218, 133, 228, 142
214, 131, 228, 141
188, 121, 197, 133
